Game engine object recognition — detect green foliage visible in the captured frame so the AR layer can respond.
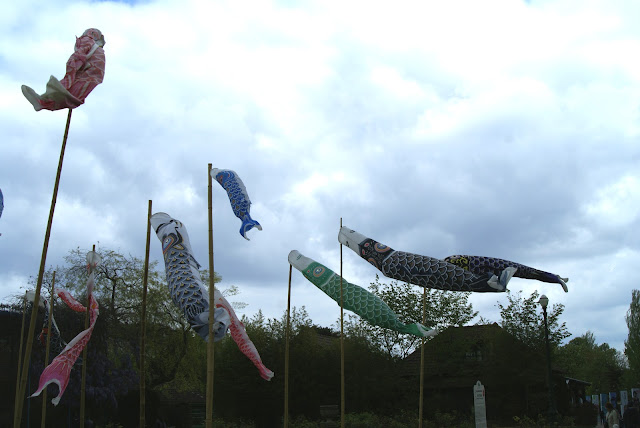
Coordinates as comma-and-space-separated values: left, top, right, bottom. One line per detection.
343, 412, 407, 428
626, 289, 640, 384
556, 331, 626, 393
209, 418, 256, 427
264, 305, 314, 341
26, 246, 247, 396
209, 305, 326, 424
15, 247, 640, 426
59, 248, 159, 320
283, 411, 473, 428
342, 276, 477, 358
513, 414, 540, 427
498, 290, 570, 351
427, 411, 475, 428
512, 413, 576, 427
221, 283, 248, 310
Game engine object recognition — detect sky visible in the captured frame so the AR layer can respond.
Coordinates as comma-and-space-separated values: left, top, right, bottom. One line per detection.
1, 0, 639, 355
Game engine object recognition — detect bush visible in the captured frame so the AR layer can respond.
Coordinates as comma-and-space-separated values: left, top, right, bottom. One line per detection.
422, 411, 474, 428
288, 415, 320, 428
512, 413, 576, 427
211, 417, 256, 428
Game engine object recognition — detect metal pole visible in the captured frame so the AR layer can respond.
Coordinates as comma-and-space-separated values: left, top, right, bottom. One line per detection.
542, 306, 556, 423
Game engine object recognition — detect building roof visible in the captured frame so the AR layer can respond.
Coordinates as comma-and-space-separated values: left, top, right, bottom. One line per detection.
402, 323, 505, 376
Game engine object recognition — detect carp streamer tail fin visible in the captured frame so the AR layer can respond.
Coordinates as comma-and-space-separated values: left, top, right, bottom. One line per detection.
240, 215, 262, 240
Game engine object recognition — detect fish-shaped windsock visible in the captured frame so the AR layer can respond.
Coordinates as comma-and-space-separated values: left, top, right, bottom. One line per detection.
444, 255, 569, 292
151, 212, 273, 380
21, 29, 106, 111
151, 212, 230, 342
215, 293, 274, 381
31, 251, 100, 405
338, 227, 516, 293
289, 250, 435, 338
210, 168, 262, 240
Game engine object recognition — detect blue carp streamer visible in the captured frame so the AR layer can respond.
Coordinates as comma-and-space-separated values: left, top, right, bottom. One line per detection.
211, 168, 262, 240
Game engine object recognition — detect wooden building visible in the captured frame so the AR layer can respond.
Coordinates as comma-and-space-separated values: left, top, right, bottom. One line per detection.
403, 323, 593, 425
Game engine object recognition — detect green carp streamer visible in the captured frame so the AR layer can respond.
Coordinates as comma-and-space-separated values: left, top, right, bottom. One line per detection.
288, 250, 435, 338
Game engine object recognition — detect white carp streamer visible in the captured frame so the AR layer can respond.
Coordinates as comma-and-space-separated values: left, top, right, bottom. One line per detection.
151, 212, 273, 380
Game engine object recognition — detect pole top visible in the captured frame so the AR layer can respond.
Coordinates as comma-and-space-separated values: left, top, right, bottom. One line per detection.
538, 294, 549, 309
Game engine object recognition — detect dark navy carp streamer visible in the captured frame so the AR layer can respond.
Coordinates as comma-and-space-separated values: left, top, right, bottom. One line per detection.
444, 255, 569, 292
338, 226, 517, 293
211, 168, 262, 240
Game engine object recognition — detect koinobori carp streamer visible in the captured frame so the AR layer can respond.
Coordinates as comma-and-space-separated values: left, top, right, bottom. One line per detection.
444, 255, 568, 292
338, 226, 516, 293
22, 29, 106, 111
210, 168, 262, 240
151, 212, 273, 380
289, 250, 436, 338
31, 251, 101, 405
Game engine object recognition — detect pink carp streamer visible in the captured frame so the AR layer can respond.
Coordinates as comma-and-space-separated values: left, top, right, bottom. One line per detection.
31, 251, 101, 405
21, 29, 106, 111
215, 294, 274, 381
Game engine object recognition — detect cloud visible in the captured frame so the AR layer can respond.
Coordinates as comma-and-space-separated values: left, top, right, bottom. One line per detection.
1, 0, 639, 354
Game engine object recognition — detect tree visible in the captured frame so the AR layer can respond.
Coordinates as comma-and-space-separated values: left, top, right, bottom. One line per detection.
264, 305, 315, 341
25, 246, 240, 397
626, 289, 640, 385
497, 290, 570, 351
557, 332, 627, 393
342, 276, 478, 358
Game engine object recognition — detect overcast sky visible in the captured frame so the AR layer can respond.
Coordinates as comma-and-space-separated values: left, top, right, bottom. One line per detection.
1, 0, 639, 355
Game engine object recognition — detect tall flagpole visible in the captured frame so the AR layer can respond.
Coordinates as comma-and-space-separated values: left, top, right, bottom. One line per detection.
284, 264, 293, 427
340, 218, 345, 428
13, 291, 29, 424
14, 108, 73, 428
140, 201, 152, 428
80, 244, 95, 428
206, 164, 215, 427
419, 285, 426, 428
41, 271, 56, 428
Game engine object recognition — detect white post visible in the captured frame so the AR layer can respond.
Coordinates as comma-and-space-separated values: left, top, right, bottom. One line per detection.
473, 381, 487, 428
